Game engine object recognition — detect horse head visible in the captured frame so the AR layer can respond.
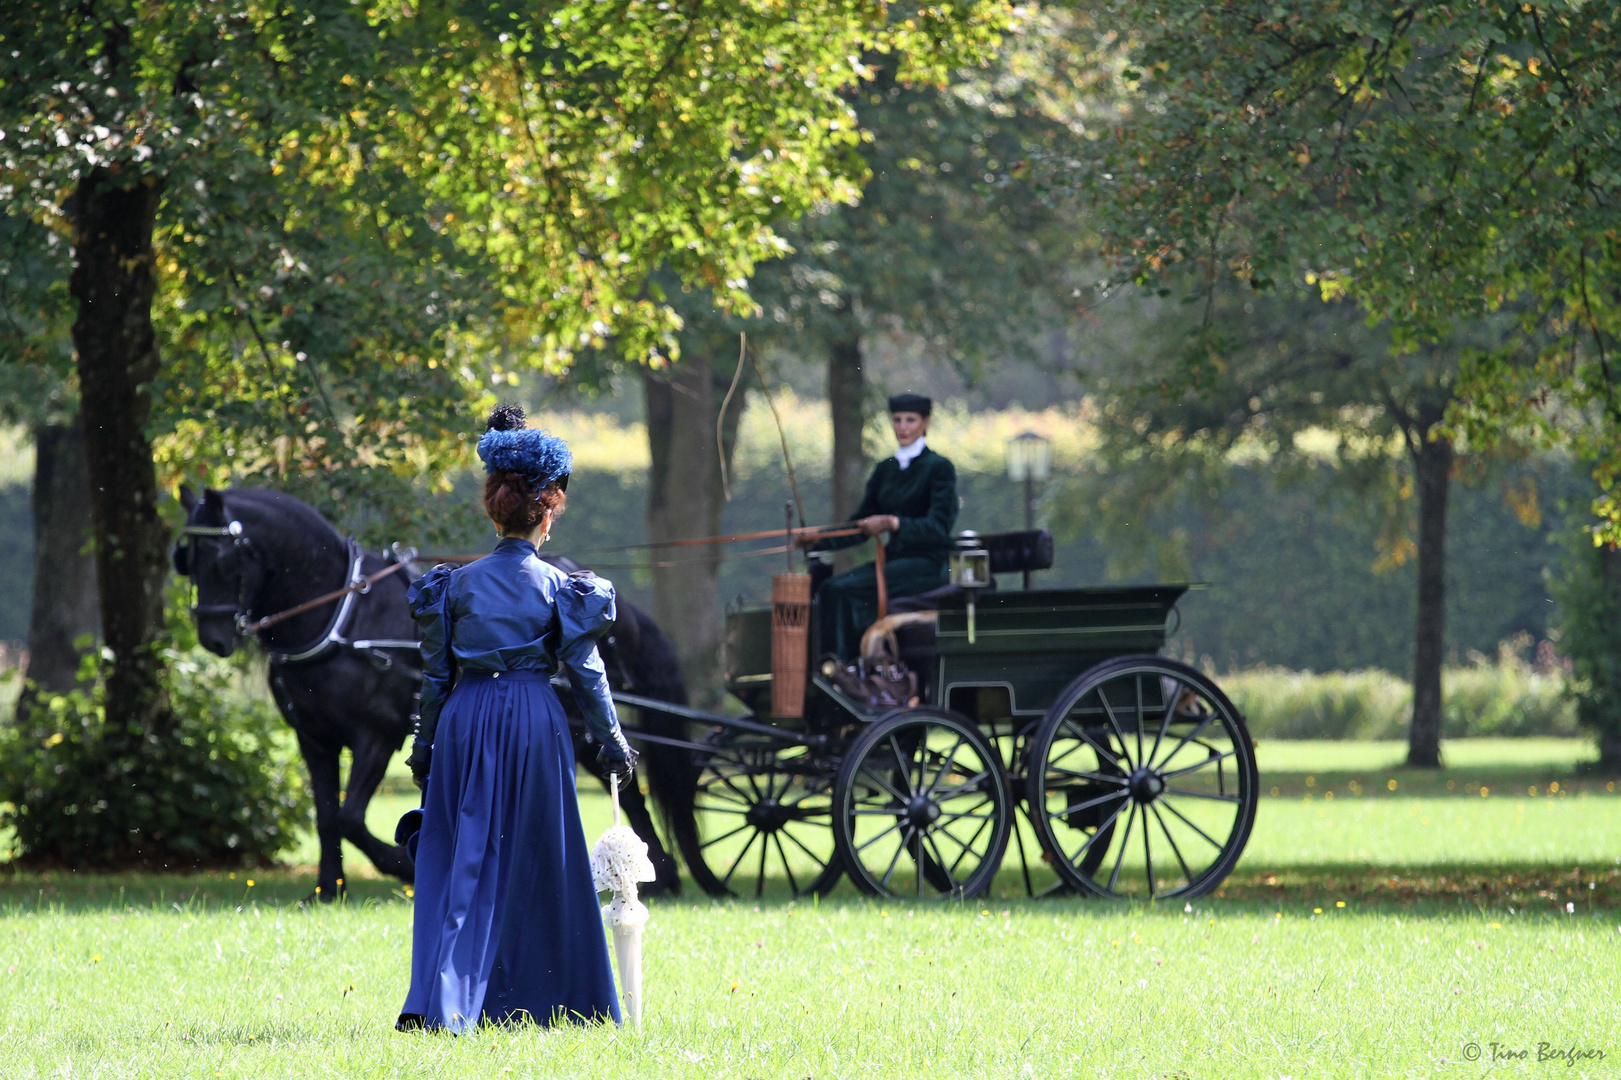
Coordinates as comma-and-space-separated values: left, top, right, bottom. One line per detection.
175, 486, 351, 660
175, 487, 267, 657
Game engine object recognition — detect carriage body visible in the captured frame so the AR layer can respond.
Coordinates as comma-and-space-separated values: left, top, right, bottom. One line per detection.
929, 585, 1183, 721
723, 585, 1183, 729
640, 544, 1259, 903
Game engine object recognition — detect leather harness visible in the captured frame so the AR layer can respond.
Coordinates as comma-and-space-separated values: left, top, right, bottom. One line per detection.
179, 520, 421, 666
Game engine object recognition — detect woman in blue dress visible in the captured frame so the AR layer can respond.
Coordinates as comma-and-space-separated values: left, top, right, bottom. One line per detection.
397, 405, 637, 1032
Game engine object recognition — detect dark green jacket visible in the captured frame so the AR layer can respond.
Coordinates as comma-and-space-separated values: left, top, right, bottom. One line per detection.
820, 447, 958, 563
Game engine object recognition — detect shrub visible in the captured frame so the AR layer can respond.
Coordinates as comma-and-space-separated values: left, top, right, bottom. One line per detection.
1225, 668, 1410, 740
0, 638, 308, 870
1226, 652, 1578, 741
1548, 525, 1621, 770
1443, 657, 1576, 738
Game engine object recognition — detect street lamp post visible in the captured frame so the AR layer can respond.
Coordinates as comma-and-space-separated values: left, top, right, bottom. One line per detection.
1006, 431, 1051, 589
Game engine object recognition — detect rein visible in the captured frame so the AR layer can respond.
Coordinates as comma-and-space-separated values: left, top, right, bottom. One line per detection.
183, 515, 874, 652
614, 524, 863, 551
238, 559, 409, 635
421, 525, 869, 570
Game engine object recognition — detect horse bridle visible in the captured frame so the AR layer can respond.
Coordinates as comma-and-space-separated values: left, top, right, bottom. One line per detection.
179, 519, 419, 666
180, 519, 261, 637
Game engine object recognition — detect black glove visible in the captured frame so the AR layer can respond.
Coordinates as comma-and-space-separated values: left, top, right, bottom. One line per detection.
597, 742, 639, 782
407, 740, 432, 789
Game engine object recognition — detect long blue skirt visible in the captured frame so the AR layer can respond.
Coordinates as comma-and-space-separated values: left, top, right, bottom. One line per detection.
398, 671, 620, 1031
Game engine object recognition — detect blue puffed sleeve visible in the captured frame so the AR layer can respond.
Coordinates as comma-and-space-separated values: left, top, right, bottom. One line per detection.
406, 565, 457, 749
556, 572, 630, 760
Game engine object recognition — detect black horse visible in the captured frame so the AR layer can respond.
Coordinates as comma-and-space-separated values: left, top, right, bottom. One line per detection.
173, 487, 697, 900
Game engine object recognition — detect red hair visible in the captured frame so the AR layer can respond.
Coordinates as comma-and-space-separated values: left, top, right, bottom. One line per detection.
483, 470, 566, 536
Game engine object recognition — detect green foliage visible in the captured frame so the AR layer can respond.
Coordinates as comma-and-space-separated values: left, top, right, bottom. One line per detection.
749, 19, 1083, 375
404, 0, 1011, 367
1081, 0, 1621, 535
1051, 452, 1581, 675
0, 0, 1013, 542
0, 618, 308, 868
1071, 289, 1483, 576
1548, 525, 1621, 746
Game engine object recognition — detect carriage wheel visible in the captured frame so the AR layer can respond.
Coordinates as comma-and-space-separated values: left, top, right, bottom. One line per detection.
833, 708, 1012, 900
676, 730, 842, 899
1026, 656, 1257, 901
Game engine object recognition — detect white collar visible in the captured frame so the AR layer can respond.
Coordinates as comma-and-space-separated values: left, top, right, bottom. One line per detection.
894, 438, 927, 470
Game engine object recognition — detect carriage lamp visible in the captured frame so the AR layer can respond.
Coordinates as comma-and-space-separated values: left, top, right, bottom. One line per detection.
949, 543, 991, 644
1006, 432, 1051, 588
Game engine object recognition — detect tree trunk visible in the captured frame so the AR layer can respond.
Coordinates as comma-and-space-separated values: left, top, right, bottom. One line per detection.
1596, 544, 1621, 773
1600, 729, 1621, 774
644, 356, 747, 709
16, 420, 100, 717
69, 168, 172, 736
828, 312, 866, 574
1407, 429, 1453, 769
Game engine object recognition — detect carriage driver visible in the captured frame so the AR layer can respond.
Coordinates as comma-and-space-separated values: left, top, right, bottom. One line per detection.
799, 393, 958, 658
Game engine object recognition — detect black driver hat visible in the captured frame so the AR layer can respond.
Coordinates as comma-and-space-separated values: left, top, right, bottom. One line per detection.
887, 393, 932, 416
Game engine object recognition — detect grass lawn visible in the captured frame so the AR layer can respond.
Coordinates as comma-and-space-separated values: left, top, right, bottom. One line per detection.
4, 739, 1619, 1078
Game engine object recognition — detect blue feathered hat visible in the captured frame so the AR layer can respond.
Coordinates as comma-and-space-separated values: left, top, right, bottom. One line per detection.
476, 404, 572, 493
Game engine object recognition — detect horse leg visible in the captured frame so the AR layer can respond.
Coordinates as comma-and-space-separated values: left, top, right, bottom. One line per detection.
336, 728, 415, 883
617, 778, 682, 897
576, 732, 681, 896
299, 734, 345, 903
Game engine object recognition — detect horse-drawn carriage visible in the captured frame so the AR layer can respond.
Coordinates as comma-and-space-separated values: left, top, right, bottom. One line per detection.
611, 530, 1260, 903
175, 485, 1256, 904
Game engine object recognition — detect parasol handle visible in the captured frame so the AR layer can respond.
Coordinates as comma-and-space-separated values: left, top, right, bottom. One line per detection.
611, 773, 621, 828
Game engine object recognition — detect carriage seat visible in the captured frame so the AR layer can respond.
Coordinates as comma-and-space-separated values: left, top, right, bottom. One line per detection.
887, 528, 1053, 614
959, 528, 1054, 578
864, 530, 1054, 680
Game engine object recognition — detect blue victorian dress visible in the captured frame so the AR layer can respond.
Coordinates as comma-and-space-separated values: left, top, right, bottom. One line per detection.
397, 537, 628, 1031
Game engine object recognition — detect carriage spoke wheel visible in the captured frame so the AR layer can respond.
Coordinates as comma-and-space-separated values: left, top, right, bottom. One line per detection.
833, 708, 1012, 901
678, 731, 842, 899
1026, 656, 1258, 901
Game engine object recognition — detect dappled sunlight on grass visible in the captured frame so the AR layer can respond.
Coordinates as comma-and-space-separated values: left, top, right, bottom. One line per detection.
1, 739, 1618, 1075
2, 882, 1618, 1078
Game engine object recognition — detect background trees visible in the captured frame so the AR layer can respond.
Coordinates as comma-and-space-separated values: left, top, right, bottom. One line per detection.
1066, 0, 1621, 766
587, 18, 1088, 702
1076, 288, 1530, 766
0, 209, 94, 710
0, 0, 1010, 859
1, 0, 1614, 798
1080, 0, 1621, 526
749, 39, 1082, 527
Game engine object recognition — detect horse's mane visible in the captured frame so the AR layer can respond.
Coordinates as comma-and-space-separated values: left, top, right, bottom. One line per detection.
219, 488, 347, 549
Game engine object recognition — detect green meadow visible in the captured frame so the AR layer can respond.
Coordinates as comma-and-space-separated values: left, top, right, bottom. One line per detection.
1, 737, 1617, 1078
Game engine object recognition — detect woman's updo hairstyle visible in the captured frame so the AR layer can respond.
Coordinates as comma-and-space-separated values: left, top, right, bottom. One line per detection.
479, 404, 569, 537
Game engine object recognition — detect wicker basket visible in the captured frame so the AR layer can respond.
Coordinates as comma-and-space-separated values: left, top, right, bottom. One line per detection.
770, 573, 812, 717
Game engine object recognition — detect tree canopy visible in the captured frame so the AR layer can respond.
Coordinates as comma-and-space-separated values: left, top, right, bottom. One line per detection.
0, 0, 1015, 848
751, 30, 1081, 376
1074, 0, 1621, 534
1, 0, 1013, 532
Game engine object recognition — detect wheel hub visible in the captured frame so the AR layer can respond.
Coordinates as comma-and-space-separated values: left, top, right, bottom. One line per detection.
905, 796, 942, 829
1127, 767, 1165, 803
746, 798, 791, 833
